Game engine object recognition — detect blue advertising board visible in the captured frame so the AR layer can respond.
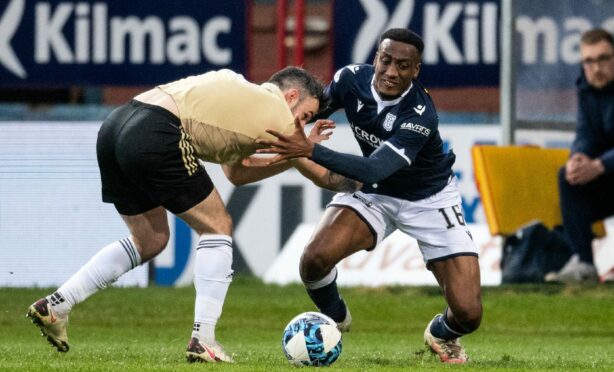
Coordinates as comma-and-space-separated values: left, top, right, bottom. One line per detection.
333, 0, 500, 87
0, 0, 247, 86
333, 0, 614, 88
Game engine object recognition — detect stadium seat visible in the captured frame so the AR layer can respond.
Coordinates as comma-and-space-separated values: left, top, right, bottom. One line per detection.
472, 145, 605, 237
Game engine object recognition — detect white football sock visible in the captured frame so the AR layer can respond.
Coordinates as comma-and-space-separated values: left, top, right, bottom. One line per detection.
304, 267, 337, 289
192, 234, 233, 344
48, 237, 141, 317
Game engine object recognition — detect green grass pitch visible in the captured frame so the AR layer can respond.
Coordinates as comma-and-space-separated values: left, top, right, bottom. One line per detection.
1, 275, 613, 371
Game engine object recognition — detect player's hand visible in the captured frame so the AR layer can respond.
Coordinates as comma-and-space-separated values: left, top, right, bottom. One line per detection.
308, 119, 335, 144
256, 116, 315, 164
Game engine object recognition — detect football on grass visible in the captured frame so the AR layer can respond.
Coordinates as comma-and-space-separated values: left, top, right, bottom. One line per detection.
281, 312, 342, 367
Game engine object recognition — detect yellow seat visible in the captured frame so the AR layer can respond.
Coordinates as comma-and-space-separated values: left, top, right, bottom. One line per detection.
472, 145, 605, 237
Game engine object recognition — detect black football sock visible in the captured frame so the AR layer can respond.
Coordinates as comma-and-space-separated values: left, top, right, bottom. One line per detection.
429, 309, 468, 340
305, 279, 347, 323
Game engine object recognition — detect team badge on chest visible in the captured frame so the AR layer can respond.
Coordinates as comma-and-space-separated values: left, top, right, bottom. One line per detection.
383, 113, 396, 131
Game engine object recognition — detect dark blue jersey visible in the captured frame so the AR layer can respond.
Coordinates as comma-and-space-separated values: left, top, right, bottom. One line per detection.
312, 64, 455, 201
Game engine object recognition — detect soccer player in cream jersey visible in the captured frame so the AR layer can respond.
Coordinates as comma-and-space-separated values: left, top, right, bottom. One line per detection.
26, 67, 360, 363
259, 28, 482, 364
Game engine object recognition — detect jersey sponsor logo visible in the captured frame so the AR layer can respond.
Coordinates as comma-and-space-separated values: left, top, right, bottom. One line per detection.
413, 105, 426, 115
383, 113, 396, 131
357, 99, 364, 112
400, 122, 431, 136
350, 123, 383, 148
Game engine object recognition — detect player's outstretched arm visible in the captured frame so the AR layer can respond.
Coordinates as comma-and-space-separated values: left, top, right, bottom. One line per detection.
291, 158, 362, 192
221, 157, 292, 186
290, 119, 360, 192
221, 118, 336, 186
259, 116, 408, 184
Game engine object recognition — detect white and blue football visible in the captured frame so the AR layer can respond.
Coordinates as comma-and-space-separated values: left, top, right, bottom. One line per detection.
281, 312, 342, 367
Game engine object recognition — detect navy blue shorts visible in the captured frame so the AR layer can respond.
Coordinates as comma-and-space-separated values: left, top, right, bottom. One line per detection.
97, 100, 213, 215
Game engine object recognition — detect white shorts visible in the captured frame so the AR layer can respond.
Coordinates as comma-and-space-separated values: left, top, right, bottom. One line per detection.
328, 177, 478, 264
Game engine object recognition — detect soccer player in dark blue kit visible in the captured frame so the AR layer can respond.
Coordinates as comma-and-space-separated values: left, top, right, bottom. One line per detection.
258, 28, 482, 363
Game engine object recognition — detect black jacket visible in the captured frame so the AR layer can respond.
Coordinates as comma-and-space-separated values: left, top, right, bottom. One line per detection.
573, 71, 614, 173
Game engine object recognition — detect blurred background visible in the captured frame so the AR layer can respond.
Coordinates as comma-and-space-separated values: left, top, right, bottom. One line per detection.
1, 0, 613, 288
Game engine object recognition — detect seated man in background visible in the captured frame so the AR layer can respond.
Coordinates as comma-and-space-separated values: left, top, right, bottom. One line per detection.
26, 66, 360, 362
550, 29, 614, 283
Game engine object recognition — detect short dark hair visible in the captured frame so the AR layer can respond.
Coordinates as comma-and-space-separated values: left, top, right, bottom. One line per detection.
268, 66, 327, 111
379, 28, 424, 55
581, 28, 614, 47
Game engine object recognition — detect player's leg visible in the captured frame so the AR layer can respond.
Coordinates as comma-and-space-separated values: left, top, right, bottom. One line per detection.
174, 188, 235, 363
104, 100, 234, 363
425, 256, 482, 363
26, 207, 169, 352
52, 208, 168, 310
301, 192, 385, 331
27, 102, 172, 352
430, 256, 482, 333
395, 178, 480, 363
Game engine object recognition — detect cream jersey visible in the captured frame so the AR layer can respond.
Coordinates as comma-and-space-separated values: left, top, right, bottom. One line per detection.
158, 69, 295, 164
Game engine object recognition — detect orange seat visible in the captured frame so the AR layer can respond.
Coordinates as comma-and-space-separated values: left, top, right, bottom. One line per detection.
472, 145, 605, 237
